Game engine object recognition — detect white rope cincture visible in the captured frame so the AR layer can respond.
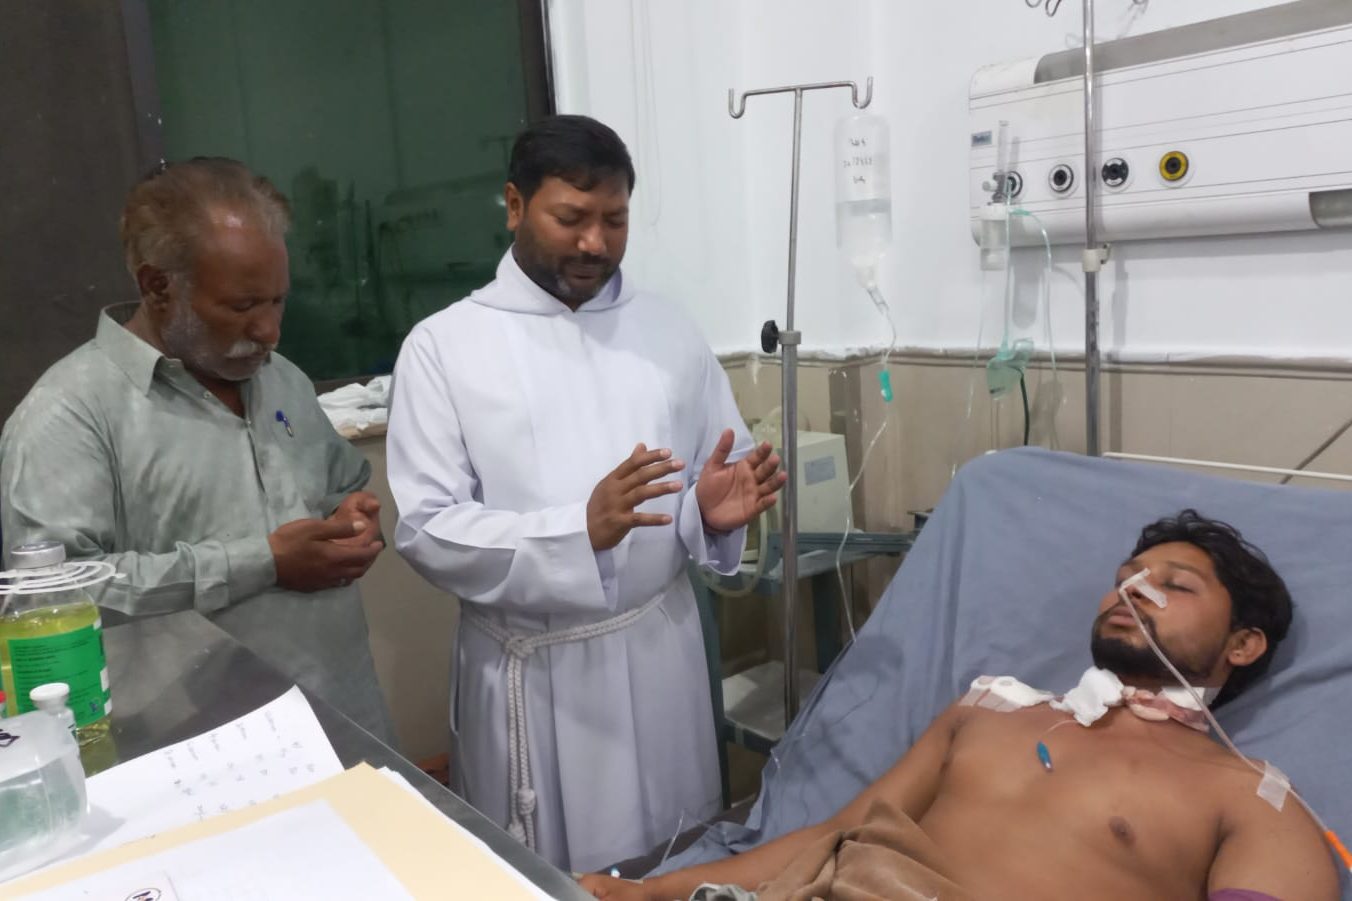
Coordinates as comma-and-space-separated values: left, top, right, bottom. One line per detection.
463, 592, 665, 850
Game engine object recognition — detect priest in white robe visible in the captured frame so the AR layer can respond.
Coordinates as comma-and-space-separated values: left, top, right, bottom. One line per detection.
386, 115, 785, 873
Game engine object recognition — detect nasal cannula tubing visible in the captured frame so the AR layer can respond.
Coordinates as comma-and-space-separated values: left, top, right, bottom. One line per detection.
1119, 570, 1352, 872
958, 195, 1054, 471
1011, 208, 1058, 383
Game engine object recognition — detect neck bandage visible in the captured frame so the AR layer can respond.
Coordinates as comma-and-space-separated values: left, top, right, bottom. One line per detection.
962, 667, 1217, 731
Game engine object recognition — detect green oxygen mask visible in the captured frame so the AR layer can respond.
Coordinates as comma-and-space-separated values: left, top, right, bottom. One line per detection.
986, 338, 1033, 399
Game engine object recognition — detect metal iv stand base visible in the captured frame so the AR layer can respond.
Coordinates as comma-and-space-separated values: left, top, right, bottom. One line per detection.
729, 77, 872, 729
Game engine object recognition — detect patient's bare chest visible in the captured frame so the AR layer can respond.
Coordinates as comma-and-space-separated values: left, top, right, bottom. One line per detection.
923, 708, 1222, 894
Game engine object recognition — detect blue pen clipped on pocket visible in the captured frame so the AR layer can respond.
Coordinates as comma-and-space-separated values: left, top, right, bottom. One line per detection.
275, 409, 293, 437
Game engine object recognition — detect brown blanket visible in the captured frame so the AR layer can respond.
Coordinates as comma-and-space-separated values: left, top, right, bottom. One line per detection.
753, 800, 974, 901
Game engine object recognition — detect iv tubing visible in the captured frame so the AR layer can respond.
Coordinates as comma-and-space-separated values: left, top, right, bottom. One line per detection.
1012, 208, 1058, 379
958, 205, 1057, 462
956, 203, 1005, 475
832, 272, 897, 642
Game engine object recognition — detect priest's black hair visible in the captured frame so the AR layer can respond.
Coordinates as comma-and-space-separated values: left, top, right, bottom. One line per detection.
507, 115, 636, 203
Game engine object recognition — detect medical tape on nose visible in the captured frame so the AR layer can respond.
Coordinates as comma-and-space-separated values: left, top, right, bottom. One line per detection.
1120, 569, 1167, 608
1257, 761, 1290, 812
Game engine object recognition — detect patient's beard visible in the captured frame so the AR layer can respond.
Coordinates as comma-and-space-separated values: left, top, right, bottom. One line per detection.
1090, 611, 1218, 685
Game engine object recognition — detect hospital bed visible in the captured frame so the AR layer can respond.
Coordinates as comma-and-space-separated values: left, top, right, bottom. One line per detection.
653, 447, 1352, 897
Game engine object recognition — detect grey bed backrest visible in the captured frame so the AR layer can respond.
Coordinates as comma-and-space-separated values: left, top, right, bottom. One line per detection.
658, 448, 1352, 893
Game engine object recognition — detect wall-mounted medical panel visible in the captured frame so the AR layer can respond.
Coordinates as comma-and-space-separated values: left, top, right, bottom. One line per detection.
969, 0, 1352, 246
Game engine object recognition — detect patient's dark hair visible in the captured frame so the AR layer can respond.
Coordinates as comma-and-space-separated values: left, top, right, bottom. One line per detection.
507, 115, 635, 204
1133, 509, 1293, 708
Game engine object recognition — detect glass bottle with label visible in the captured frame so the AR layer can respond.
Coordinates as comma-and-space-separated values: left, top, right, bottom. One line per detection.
0, 542, 113, 746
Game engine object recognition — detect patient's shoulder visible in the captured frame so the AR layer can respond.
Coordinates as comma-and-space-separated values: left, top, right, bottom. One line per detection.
1190, 746, 1292, 801
1210, 755, 1307, 824
1209, 758, 1338, 900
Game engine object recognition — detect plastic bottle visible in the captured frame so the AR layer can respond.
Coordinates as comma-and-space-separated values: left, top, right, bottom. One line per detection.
835, 112, 892, 276
0, 704, 87, 880
0, 542, 112, 746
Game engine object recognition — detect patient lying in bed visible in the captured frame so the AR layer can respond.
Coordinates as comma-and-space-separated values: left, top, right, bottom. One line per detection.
581, 511, 1339, 901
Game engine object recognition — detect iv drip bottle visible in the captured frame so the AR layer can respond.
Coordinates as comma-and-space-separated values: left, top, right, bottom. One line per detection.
0, 542, 112, 747
835, 113, 892, 272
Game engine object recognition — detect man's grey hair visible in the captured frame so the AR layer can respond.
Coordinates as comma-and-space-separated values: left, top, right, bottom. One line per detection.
119, 157, 291, 289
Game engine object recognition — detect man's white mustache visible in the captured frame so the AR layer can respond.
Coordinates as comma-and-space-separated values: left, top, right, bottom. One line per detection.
224, 340, 275, 359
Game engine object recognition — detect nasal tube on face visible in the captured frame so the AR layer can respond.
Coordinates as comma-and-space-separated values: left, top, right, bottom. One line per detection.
1120, 569, 1167, 608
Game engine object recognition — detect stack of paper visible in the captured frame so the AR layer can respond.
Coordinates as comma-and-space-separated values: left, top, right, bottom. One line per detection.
4, 766, 553, 900
0, 689, 554, 900
76, 686, 343, 856
14, 801, 412, 901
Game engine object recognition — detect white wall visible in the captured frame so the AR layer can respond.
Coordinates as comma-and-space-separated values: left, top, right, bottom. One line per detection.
548, 0, 760, 352
548, 0, 1352, 361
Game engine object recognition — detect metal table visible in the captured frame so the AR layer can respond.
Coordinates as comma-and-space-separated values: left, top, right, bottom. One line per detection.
100, 610, 588, 900
703, 531, 915, 673
692, 530, 915, 804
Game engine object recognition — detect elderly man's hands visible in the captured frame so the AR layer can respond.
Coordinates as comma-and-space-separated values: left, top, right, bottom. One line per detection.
328, 491, 382, 547
268, 492, 384, 592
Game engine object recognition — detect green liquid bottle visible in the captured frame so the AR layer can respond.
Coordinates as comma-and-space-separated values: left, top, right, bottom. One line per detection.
0, 541, 112, 746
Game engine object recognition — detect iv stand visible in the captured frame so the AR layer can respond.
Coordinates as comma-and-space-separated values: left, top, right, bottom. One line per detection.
728, 77, 873, 727
1082, 0, 1104, 456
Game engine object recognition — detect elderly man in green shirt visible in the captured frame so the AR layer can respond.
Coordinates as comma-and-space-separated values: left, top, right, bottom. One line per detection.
0, 157, 394, 742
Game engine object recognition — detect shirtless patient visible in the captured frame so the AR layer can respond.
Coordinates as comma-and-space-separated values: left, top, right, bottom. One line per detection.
581, 511, 1340, 901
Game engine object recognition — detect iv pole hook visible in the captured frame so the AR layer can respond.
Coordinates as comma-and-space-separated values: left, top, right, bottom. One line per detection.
728, 77, 873, 119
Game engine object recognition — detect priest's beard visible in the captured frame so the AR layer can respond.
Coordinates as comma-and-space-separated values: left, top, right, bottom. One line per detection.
512, 223, 617, 305
1089, 606, 1221, 685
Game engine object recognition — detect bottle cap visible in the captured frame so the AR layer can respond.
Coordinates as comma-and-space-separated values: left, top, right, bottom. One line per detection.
30, 682, 71, 712
9, 540, 66, 570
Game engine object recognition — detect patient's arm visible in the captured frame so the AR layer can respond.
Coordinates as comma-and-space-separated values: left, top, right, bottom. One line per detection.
1207, 774, 1339, 901
582, 705, 967, 901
